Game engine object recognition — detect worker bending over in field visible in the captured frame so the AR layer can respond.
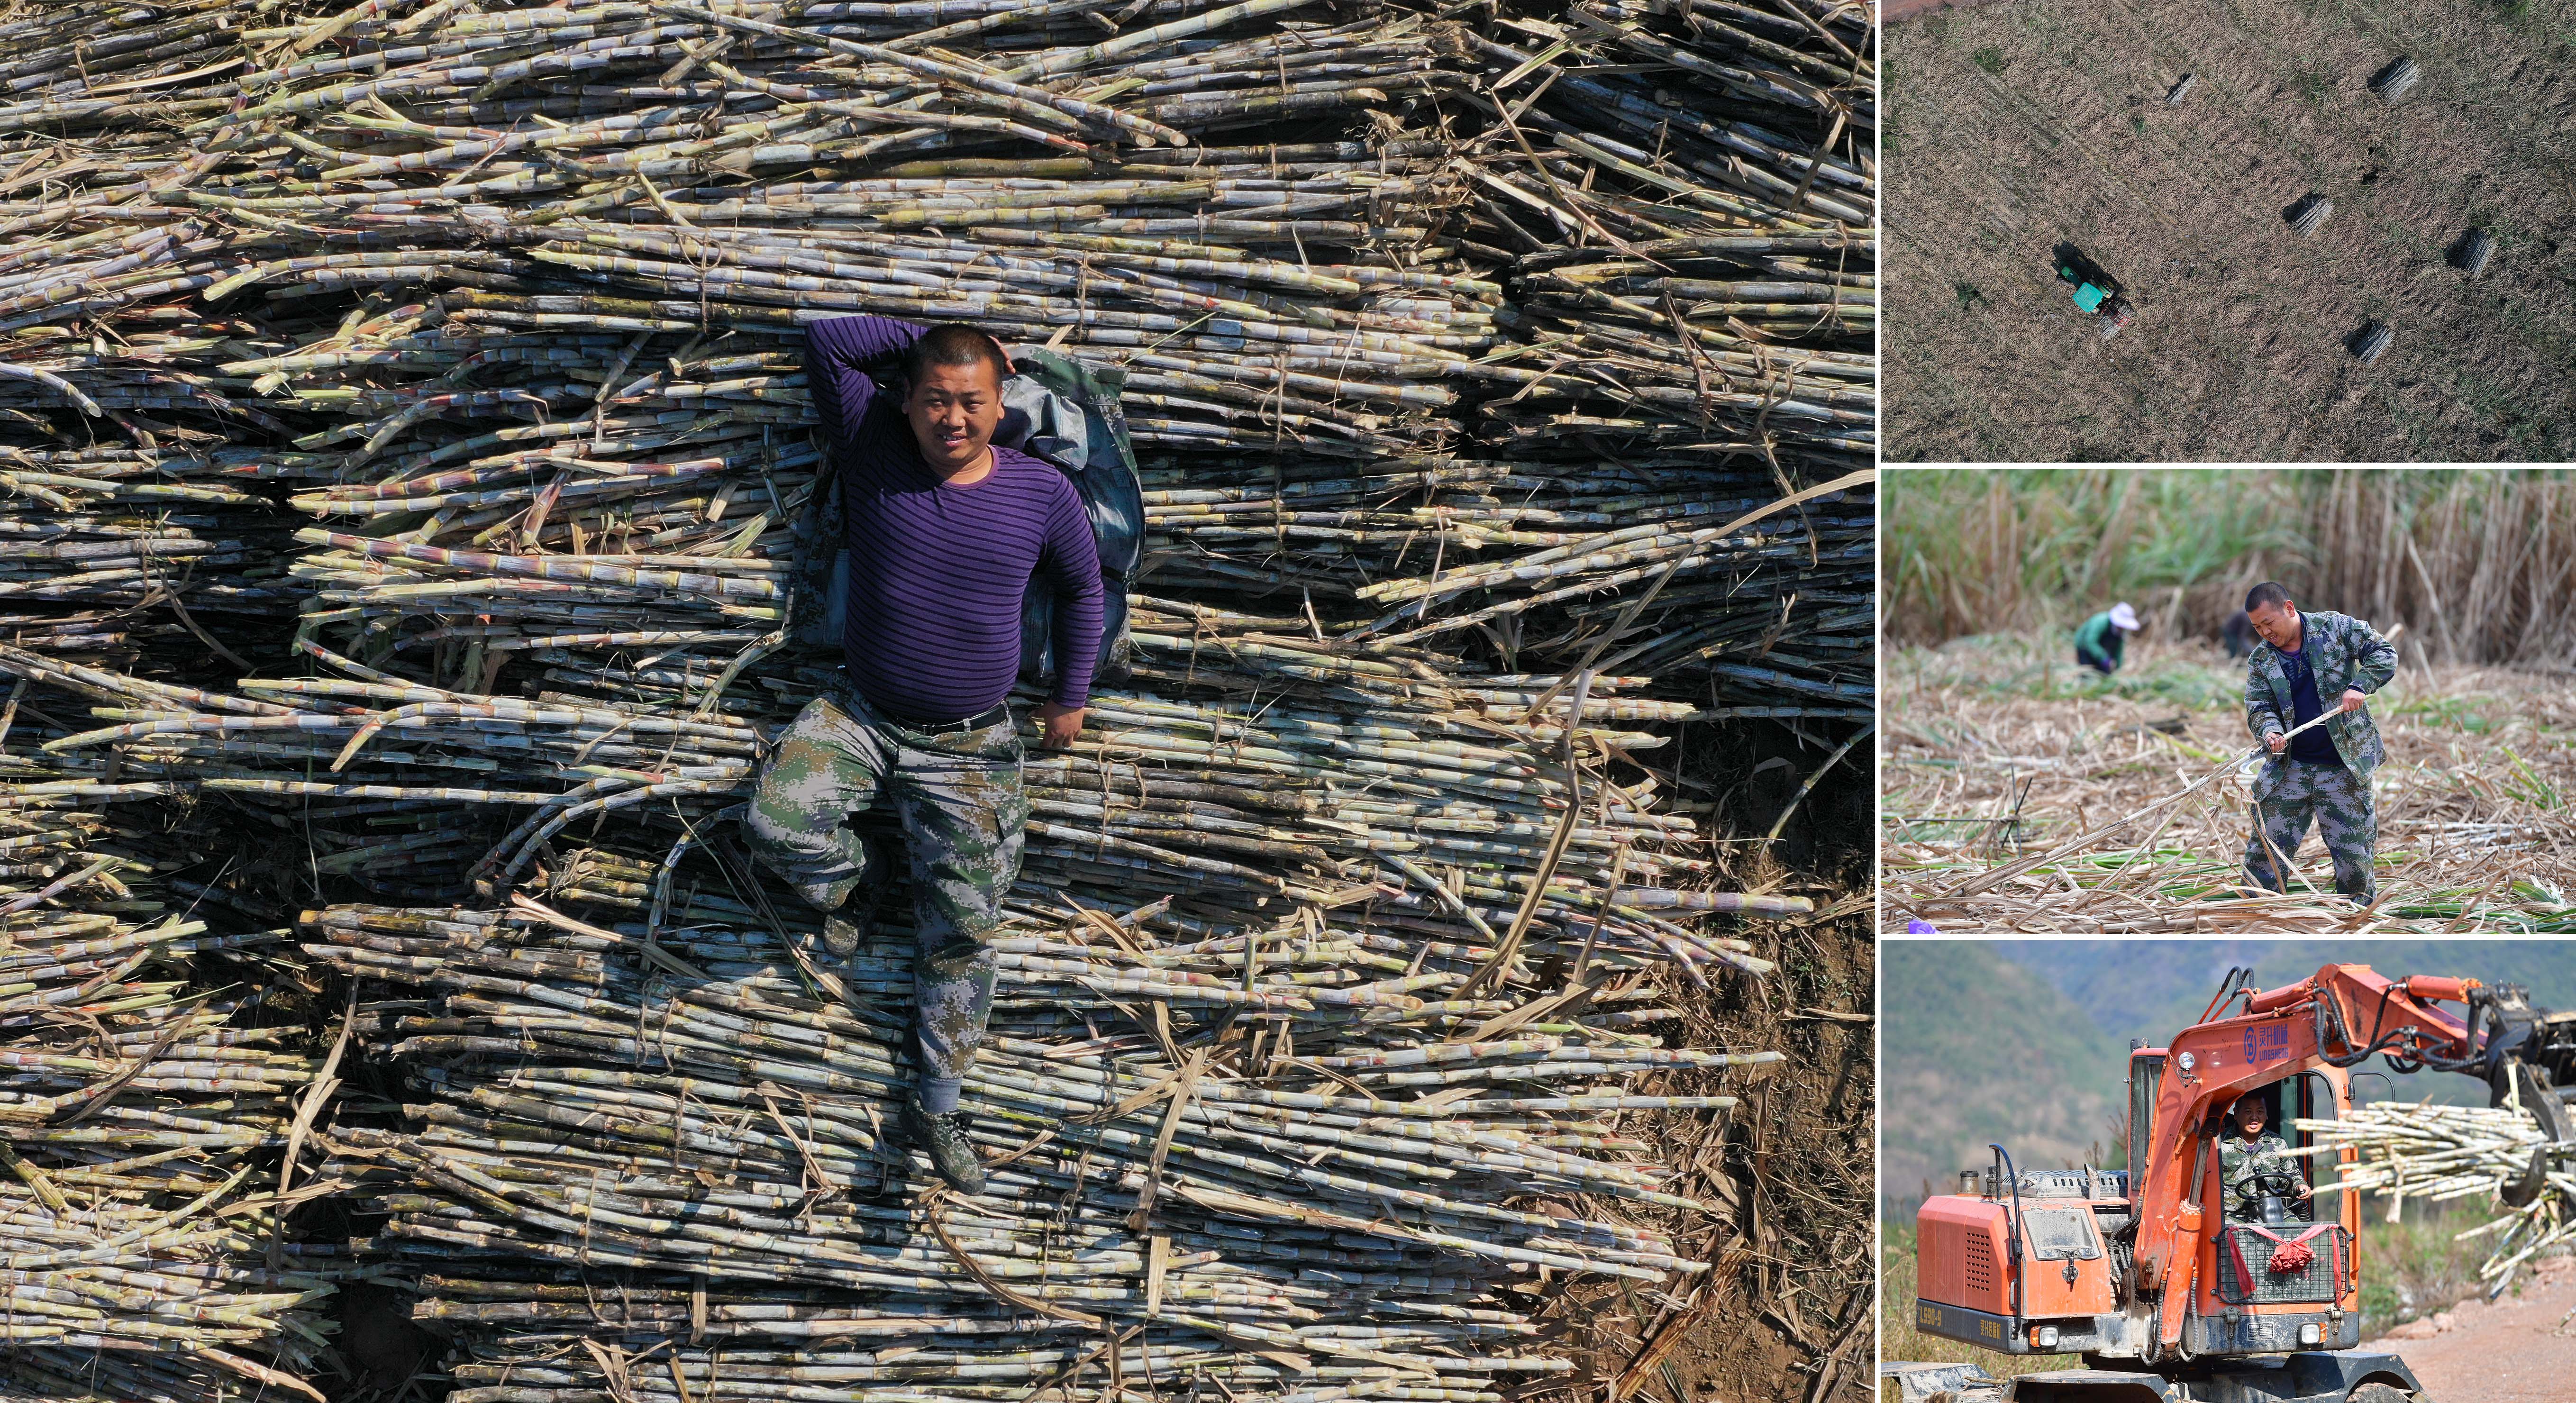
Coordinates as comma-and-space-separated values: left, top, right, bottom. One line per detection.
2239, 582, 2396, 905
2215, 1092, 2310, 1222
2072, 601, 2140, 674
750, 316, 1103, 1194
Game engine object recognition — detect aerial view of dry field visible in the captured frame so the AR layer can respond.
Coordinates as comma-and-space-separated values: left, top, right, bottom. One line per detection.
1884, 0, 2576, 461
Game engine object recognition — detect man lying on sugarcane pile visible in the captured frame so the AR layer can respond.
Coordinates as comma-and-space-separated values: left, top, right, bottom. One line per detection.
754, 315, 1138, 1193
2239, 581, 2398, 906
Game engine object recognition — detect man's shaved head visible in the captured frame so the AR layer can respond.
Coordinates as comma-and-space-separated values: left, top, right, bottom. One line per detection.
2244, 582, 2301, 649
896, 324, 1012, 476
900, 323, 1011, 393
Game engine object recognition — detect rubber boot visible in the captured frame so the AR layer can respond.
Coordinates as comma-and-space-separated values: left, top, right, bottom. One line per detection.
902, 1094, 986, 1194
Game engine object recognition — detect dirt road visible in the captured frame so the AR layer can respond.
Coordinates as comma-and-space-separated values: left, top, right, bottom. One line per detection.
2365, 1253, 2576, 1403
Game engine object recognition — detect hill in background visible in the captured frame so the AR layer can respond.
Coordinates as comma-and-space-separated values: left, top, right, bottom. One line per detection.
1882, 942, 2128, 1214
1996, 940, 2576, 1042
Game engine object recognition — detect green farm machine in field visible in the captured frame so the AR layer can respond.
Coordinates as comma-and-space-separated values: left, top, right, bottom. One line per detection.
2054, 246, 2135, 338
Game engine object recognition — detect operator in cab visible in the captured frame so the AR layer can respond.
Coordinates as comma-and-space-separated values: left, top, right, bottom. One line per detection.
2216, 1092, 2311, 1222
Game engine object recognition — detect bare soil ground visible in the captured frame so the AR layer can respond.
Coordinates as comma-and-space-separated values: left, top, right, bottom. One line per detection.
1529, 731, 1874, 1403
1883, 0, 2006, 22
1885, 0, 2576, 461
2366, 1251, 2576, 1403
1533, 906, 1874, 1403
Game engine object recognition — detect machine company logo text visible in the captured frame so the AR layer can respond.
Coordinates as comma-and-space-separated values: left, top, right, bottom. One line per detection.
2243, 1024, 2293, 1065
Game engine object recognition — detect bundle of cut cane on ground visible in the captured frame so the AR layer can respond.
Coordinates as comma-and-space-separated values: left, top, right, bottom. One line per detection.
0, 628, 1799, 962
297, 812, 1779, 1402
0, 786, 353, 1402
1336, 465, 1875, 721
2294, 1102, 2576, 1293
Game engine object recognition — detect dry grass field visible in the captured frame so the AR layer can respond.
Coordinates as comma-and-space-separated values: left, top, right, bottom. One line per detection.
1884, 0, 2576, 461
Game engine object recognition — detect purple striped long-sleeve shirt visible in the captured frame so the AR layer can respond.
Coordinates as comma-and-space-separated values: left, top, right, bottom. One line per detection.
807, 315, 1104, 718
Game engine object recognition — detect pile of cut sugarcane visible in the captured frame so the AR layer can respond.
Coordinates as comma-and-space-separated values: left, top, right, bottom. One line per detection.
1451, 1, 1875, 463
2296, 1101, 2576, 1292
299, 820, 1780, 1401
0, 444, 303, 678
0, 792, 357, 1403
0, 0, 1873, 1395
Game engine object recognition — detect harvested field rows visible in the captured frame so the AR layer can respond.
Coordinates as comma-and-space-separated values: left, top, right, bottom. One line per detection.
1885, 0, 2576, 461
1883, 641, 2576, 932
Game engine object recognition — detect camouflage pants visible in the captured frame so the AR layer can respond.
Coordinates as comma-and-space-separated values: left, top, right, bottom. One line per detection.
2242, 758, 2376, 903
744, 674, 1028, 1111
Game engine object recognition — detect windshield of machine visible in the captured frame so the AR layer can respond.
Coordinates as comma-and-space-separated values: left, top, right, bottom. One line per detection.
2021, 1206, 2103, 1261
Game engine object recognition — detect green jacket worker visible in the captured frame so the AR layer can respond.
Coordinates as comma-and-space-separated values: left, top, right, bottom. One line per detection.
2074, 601, 2140, 674
2216, 1094, 2311, 1223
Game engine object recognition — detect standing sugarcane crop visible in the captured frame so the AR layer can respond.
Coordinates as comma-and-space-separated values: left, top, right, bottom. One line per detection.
746, 316, 1103, 1193
2239, 581, 2397, 905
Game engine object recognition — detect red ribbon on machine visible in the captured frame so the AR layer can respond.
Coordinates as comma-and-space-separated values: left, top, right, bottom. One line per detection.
2237, 1224, 2333, 1275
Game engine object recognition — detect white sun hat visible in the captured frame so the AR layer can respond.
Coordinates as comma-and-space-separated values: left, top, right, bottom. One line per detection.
2108, 601, 2140, 632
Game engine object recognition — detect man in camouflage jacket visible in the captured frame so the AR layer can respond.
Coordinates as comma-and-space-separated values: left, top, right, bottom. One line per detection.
2239, 583, 2397, 904
2215, 1093, 2312, 1222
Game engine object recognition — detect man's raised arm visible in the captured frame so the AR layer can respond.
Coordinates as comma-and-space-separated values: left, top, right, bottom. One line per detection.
805, 315, 926, 446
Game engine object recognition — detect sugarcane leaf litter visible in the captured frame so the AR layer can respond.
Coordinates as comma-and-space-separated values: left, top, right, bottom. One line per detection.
0, 0, 1875, 1397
